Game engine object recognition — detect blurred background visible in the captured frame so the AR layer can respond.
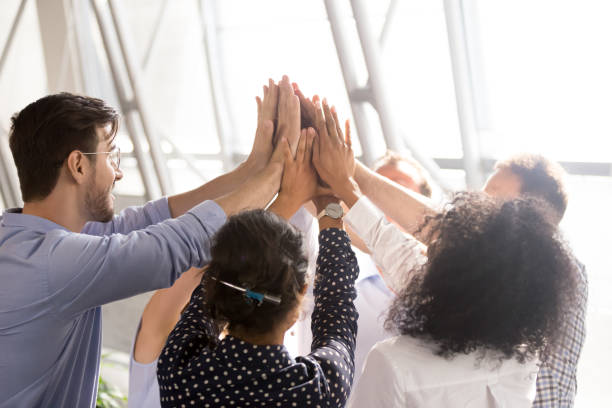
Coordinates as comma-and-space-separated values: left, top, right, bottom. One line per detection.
1, 0, 610, 405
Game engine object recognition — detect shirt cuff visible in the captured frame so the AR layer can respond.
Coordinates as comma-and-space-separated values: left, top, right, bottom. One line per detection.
289, 206, 314, 234
345, 196, 384, 239
187, 200, 227, 233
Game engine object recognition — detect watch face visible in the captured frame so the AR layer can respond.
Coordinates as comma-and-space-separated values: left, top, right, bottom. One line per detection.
326, 202, 343, 219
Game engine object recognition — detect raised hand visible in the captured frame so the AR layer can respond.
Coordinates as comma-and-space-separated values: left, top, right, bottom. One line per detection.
259, 78, 279, 126
269, 127, 330, 219
312, 98, 355, 193
276, 75, 301, 156
293, 82, 317, 130
247, 79, 279, 169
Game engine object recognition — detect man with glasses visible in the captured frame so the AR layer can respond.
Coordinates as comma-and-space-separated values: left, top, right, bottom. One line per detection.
0, 82, 298, 407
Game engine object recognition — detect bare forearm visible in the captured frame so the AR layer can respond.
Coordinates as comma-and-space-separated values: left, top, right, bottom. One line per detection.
134, 267, 203, 363
268, 194, 301, 220
168, 161, 259, 218
354, 161, 437, 234
214, 163, 282, 216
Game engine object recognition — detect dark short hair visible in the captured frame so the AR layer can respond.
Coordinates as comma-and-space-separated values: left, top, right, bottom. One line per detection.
386, 192, 578, 364
495, 154, 568, 222
9, 93, 119, 201
373, 150, 433, 198
203, 210, 308, 336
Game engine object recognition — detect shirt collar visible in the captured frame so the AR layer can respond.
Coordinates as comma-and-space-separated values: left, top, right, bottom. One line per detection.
1, 208, 69, 233
217, 336, 294, 372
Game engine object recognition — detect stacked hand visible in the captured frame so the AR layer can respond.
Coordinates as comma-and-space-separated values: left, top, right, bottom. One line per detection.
276, 76, 301, 156
246, 75, 358, 218
312, 98, 355, 193
246, 78, 278, 170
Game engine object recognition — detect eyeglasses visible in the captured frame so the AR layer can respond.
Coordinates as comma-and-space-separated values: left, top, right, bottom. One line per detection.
81, 147, 121, 169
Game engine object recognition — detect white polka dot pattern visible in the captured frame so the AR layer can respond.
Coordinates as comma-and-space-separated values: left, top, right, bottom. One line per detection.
157, 228, 359, 407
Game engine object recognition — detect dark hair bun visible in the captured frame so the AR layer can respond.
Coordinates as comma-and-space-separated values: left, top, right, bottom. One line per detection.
203, 209, 308, 335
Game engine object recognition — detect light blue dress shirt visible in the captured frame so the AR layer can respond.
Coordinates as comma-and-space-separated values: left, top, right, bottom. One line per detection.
0, 198, 226, 407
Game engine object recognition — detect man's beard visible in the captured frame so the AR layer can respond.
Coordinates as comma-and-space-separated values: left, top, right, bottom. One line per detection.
85, 177, 114, 223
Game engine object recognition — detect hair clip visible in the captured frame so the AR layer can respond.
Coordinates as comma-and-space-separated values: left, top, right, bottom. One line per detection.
211, 277, 281, 306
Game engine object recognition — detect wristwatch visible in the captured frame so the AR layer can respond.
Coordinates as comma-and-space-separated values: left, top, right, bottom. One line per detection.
317, 202, 344, 220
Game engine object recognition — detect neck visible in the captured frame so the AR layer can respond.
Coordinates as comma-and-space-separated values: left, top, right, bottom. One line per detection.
22, 187, 88, 232
229, 326, 286, 346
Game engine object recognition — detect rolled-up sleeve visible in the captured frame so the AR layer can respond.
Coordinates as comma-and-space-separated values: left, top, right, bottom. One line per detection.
344, 196, 427, 293
48, 200, 226, 318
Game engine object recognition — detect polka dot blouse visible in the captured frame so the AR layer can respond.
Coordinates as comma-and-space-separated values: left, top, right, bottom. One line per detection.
157, 228, 359, 407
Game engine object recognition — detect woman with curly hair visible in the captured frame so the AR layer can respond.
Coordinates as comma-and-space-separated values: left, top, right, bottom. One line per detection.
300, 91, 581, 407
343, 192, 579, 407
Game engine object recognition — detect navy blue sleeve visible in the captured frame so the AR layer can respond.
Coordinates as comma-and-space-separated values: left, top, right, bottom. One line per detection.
304, 228, 359, 406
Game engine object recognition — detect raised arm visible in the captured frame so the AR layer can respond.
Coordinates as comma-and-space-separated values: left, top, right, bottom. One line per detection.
298, 203, 359, 407
275, 75, 301, 155
48, 200, 225, 318
133, 267, 204, 364
213, 145, 283, 216
168, 79, 280, 217
157, 282, 220, 388
353, 160, 437, 235
82, 197, 171, 236
311, 98, 427, 293
268, 127, 327, 220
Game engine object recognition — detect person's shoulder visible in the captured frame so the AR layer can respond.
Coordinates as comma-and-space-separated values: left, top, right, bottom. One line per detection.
572, 257, 589, 293
369, 335, 426, 360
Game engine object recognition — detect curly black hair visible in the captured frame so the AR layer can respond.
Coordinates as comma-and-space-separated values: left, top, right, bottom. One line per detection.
202, 209, 308, 337
386, 192, 578, 364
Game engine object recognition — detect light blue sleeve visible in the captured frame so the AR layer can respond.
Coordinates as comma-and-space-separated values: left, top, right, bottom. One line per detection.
47, 200, 226, 318
81, 197, 172, 236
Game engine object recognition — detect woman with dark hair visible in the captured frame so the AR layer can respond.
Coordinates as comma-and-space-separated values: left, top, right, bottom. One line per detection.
344, 193, 579, 407
157, 118, 360, 407
300, 96, 579, 407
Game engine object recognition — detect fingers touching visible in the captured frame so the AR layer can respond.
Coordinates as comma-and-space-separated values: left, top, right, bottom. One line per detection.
277, 75, 301, 155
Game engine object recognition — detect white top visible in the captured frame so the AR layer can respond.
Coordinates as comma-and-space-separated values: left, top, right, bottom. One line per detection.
344, 197, 539, 407
351, 249, 395, 384
348, 336, 538, 408
344, 196, 427, 294
128, 321, 161, 408
128, 355, 160, 408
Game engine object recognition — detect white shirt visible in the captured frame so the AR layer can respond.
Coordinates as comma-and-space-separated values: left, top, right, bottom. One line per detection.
351, 249, 395, 385
344, 197, 539, 407
344, 196, 427, 294
128, 357, 160, 408
348, 336, 538, 408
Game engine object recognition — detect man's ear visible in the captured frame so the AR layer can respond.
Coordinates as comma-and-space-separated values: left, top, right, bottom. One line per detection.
65, 150, 92, 185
